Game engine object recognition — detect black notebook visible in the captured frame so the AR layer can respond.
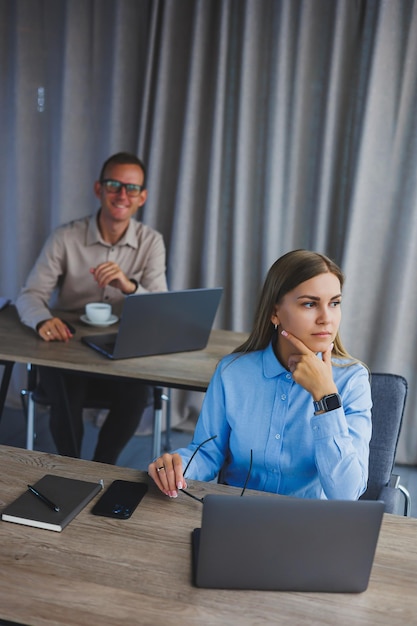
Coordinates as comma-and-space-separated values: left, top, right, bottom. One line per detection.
1, 474, 103, 532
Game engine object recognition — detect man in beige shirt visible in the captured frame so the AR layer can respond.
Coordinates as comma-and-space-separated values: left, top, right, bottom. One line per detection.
16, 152, 167, 463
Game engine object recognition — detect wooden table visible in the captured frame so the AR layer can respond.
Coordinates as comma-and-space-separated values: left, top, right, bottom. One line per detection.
0, 445, 416, 626
0, 305, 247, 456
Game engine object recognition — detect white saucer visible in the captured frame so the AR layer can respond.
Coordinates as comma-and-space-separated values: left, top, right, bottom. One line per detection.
80, 314, 119, 327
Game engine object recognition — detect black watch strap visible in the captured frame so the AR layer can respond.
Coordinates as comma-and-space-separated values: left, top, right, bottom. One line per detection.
313, 393, 342, 413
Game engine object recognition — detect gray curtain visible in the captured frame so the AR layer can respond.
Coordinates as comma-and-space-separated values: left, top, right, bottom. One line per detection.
1, 0, 416, 463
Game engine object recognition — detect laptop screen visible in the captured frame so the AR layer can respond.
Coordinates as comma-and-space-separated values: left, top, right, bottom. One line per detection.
193, 494, 384, 592
82, 288, 223, 359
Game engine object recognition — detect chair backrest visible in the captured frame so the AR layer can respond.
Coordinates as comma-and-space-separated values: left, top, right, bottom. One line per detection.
360, 372, 408, 501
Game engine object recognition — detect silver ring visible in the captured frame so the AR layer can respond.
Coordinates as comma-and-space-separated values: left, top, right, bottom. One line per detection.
156, 466, 165, 472
46, 331, 52, 335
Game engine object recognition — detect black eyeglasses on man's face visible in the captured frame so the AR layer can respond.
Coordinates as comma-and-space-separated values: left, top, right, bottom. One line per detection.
181, 435, 253, 504
101, 179, 143, 197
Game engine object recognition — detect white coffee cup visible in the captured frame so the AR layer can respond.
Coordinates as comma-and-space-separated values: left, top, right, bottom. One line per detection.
85, 302, 112, 324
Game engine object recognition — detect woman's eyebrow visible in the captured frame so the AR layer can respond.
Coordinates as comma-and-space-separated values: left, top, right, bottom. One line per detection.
296, 294, 342, 300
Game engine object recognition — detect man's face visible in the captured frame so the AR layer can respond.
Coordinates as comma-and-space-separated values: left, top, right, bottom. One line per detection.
94, 163, 147, 224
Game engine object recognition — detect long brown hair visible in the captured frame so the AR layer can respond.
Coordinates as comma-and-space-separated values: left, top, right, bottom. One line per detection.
234, 249, 355, 363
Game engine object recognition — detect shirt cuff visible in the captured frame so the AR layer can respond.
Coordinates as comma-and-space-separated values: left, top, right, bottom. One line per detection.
123, 279, 138, 295
311, 408, 347, 439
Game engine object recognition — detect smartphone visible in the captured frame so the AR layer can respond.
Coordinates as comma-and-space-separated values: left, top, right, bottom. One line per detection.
91, 480, 148, 519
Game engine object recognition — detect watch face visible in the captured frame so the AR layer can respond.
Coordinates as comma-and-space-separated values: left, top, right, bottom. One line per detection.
325, 394, 341, 410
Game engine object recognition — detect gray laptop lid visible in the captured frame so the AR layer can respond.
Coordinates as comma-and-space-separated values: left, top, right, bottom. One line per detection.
193, 494, 384, 592
82, 288, 223, 359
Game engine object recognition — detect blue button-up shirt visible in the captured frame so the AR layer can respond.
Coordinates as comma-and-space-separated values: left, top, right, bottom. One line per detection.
175, 342, 372, 500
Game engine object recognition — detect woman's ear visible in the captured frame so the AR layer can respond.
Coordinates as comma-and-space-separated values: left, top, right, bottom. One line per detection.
270, 305, 280, 327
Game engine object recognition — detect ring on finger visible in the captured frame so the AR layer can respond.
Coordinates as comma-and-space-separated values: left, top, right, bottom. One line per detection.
46, 331, 52, 336
156, 466, 165, 472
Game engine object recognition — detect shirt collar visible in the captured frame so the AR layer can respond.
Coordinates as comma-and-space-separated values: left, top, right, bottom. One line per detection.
87, 210, 138, 248
263, 341, 289, 379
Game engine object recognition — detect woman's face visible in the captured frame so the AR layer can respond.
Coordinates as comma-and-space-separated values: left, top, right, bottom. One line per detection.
271, 272, 342, 359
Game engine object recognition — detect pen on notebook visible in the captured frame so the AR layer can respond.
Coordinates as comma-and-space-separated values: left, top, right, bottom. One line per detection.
27, 484, 60, 512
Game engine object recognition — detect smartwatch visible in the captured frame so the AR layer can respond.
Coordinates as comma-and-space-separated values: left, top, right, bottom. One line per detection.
313, 393, 342, 414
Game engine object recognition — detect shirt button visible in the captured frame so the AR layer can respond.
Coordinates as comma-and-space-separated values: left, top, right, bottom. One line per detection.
275, 433, 281, 440
281, 394, 287, 401
286, 373, 292, 380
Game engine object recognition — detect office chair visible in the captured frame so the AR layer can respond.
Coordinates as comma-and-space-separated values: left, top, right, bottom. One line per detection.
359, 372, 411, 516
20, 364, 170, 457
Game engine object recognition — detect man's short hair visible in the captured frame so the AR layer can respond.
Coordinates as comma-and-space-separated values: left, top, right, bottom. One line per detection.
99, 152, 147, 188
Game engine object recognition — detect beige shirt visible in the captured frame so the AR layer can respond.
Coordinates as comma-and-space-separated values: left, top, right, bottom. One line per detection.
16, 211, 167, 330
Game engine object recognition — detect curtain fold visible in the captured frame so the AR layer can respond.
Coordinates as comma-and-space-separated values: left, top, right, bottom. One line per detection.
1, 0, 417, 463
341, 0, 417, 463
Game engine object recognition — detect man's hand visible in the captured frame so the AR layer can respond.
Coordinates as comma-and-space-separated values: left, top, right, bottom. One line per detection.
90, 262, 136, 294
37, 318, 74, 342
281, 330, 337, 401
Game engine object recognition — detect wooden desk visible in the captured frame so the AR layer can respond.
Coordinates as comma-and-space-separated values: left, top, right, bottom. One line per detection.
0, 446, 416, 626
0, 306, 247, 456
0, 305, 247, 391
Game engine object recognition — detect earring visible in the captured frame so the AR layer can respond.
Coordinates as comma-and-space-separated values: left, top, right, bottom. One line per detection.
274, 324, 277, 330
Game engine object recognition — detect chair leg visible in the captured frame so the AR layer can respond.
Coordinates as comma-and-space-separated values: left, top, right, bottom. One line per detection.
152, 387, 163, 459
20, 388, 36, 451
151, 387, 172, 458
163, 389, 171, 451
398, 484, 412, 516
26, 393, 36, 451
21, 363, 38, 451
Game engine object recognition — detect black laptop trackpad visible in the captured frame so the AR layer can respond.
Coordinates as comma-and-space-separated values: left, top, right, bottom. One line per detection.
191, 528, 201, 585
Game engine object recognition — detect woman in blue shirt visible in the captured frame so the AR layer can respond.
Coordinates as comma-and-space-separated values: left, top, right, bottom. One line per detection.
149, 249, 372, 501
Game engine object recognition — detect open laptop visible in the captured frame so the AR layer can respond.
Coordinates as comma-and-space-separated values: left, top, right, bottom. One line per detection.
82, 288, 223, 360
192, 494, 384, 592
